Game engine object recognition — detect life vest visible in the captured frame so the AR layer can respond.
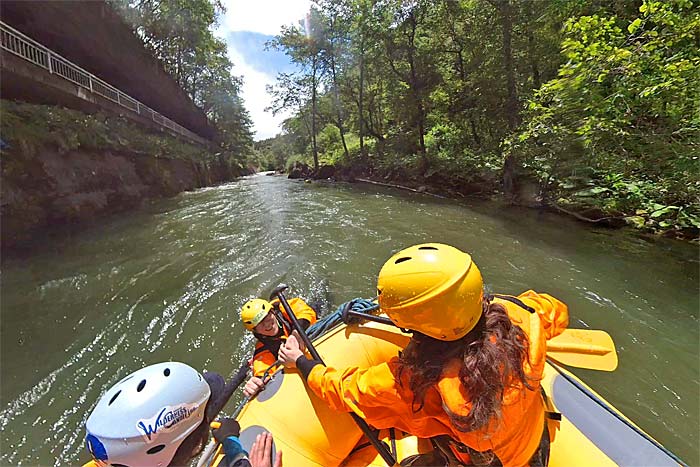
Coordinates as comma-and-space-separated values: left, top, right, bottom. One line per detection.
307, 290, 568, 467
436, 295, 561, 467
251, 297, 317, 377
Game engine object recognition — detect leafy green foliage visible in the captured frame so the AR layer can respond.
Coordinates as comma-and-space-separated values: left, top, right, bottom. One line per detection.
112, 0, 253, 156
510, 0, 699, 236
265, 0, 697, 238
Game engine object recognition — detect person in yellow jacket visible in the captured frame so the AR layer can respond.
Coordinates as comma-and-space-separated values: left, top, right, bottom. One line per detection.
279, 243, 568, 467
241, 296, 317, 397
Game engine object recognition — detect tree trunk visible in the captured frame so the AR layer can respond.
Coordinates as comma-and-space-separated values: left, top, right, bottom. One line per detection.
358, 35, 365, 160
330, 55, 349, 160
311, 58, 319, 172
498, 0, 519, 130
490, 0, 520, 199
526, 1, 541, 89
406, 14, 428, 170
470, 118, 481, 147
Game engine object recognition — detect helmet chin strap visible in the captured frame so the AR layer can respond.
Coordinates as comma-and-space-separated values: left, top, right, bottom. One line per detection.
270, 302, 293, 334
253, 319, 285, 342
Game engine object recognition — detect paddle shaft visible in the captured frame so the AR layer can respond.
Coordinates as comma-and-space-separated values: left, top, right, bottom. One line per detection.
231, 360, 279, 418
228, 362, 251, 393
195, 395, 252, 467
546, 341, 611, 355
274, 288, 398, 467
196, 361, 279, 467
276, 292, 319, 360
345, 308, 395, 327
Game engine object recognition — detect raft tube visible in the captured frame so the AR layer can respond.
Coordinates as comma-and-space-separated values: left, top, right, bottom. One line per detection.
205, 319, 683, 467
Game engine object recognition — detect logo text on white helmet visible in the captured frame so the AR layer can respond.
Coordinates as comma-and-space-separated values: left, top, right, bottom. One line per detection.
136, 404, 199, 442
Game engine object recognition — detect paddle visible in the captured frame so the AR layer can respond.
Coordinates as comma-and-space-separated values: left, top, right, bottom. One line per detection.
546, 328, 618, 371
196, 361, 280, 467
273, 285, 399, 467
228, 362, 252, 394
342, 307, 618, 372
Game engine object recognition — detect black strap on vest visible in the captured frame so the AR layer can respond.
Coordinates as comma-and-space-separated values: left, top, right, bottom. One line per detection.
495, 293, 563, 424
490, 294, 536, 314
252, 325, 286, 358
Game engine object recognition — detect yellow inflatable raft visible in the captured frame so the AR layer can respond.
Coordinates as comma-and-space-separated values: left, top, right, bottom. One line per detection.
202, 319, 683, 467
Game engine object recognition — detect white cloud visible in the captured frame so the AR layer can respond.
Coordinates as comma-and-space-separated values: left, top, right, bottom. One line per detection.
216, 0, 310, 140
226, 47, 292, 140
220, 0, 311, 35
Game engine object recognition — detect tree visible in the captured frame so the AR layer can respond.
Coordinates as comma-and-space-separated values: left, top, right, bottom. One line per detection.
268, 9, 327, 171
259, 0, 698, 236
509, 0, 700, 232
379, 0, 440, 171
112, 0, 253, 158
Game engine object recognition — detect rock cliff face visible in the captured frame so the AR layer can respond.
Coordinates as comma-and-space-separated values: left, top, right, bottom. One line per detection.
1, 146, 237, 250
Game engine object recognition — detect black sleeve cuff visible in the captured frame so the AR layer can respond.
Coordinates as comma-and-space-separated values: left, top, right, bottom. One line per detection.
299, 318, 311, 331
296, 356, 323, 379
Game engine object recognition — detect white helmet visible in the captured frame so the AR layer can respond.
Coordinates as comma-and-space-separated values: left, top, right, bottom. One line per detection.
85, 362, 211, 467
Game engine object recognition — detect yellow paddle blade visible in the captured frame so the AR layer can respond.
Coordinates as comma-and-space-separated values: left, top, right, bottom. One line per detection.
546, 328, 618, 371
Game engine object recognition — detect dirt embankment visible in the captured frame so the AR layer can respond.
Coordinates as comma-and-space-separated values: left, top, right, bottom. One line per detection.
1, 145, 239, 250
0, 101, 249, 252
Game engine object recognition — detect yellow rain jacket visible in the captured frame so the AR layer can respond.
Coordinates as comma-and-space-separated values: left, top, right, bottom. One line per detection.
252, 297, 317, 377
305, 290, 568, 467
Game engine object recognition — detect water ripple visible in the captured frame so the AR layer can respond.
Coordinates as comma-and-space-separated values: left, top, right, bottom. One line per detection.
1, 174, 697, 465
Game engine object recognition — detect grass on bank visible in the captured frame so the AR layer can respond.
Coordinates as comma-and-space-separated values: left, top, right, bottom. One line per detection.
0, 100, 217, 162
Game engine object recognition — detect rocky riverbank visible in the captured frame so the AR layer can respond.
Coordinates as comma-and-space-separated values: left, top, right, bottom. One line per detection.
286, 161, 698, 241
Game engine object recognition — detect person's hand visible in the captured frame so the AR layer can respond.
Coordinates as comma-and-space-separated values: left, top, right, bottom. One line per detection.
278, 335, 303, 368
290, 330, 306, 353
249, 432, 282, 467
243, 376, 265, 398
212, 418, 241, 444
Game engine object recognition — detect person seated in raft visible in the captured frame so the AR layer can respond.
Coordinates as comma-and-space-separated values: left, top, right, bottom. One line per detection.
240, 295, 317, 398
278, 243, 569, 467
83, 362, 281, 467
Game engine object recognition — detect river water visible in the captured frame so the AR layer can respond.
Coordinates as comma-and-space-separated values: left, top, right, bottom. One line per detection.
1, 174, 698, 466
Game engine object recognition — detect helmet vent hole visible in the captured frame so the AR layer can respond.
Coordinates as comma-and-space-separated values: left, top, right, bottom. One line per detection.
394, 257, 411, 264
147, 445, 166, 455
418, 246, 438, 250
164, 368, 171, 377
108, 390, 121, 406
137, 379, 146, 392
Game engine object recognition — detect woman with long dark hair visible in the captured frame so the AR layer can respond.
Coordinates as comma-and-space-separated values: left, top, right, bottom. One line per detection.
279, 243, 568, 466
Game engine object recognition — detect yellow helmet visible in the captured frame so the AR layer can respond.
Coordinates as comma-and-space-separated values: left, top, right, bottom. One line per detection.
377, 243, 483, 341
240, 298, 273, 331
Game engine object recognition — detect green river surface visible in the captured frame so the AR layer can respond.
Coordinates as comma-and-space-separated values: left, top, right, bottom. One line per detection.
1, 174, 698, 466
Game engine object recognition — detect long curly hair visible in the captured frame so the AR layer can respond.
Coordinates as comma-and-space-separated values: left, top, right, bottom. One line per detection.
397, 297, 533, 432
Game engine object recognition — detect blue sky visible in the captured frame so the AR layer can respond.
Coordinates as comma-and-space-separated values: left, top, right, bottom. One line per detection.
224, 31, 296, 76
216, 1, 311, 140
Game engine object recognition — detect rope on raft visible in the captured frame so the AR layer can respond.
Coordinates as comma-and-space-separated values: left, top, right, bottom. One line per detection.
307, 298, 379, 340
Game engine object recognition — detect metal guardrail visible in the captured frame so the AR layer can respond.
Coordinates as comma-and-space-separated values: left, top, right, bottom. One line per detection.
0, 21, 206, 144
